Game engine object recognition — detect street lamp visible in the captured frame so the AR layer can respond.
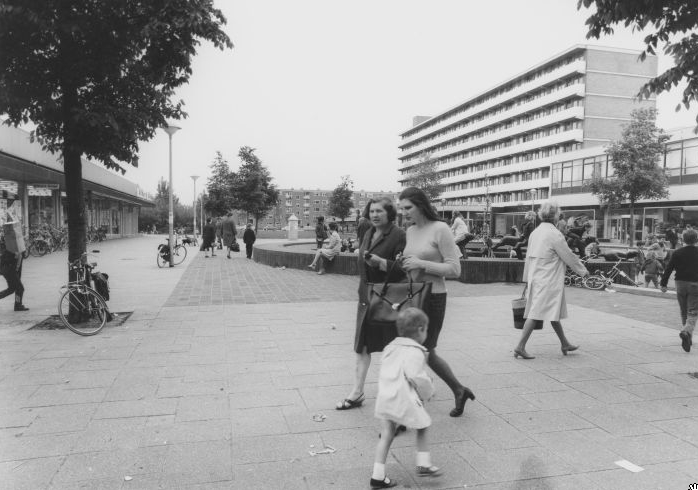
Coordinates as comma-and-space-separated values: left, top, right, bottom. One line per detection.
190, 175, 199, 239
163, 125, 181, 268
529, 188, 537, 211
441, 198, 447, 219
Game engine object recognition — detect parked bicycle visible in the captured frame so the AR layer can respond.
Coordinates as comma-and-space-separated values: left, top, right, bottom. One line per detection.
583, 259, 640, 290
58, 251, 111, 335
157, 235, 187, 268
564, 254, 597, 287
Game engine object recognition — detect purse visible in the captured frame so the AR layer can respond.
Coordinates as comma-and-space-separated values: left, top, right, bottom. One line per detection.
365, 273, 432, 328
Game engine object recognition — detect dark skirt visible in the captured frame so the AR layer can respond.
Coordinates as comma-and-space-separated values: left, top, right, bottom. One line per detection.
353, 300, 398, 354
423, 293, 447, 350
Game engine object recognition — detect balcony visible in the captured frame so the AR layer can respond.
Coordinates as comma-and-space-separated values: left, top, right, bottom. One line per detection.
441, 177, 551, 200
400, 59, 586, 145
399, 85, 585, 160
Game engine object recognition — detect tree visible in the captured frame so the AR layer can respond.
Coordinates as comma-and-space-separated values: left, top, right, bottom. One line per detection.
139, 177, 192, 232
0, 1, 232, 269
588, 108, 670, 244
205, 151, 235, 217
578, 0, 698, 127
403, 152, 443, 200
328, 175, 354, 228
231, 147, 279, 232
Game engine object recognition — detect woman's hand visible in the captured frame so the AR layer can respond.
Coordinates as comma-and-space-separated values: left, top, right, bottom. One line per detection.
401, 255, 425, 272
364, 253, 384, 269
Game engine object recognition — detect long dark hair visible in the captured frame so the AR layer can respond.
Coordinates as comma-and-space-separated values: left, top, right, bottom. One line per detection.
398, 187, 440, 222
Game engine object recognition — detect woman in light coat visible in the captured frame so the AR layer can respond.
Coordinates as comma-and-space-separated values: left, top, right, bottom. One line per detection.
514, 201, 589, 360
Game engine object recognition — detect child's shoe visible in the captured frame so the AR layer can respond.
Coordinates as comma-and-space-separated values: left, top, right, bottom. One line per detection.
370, 476, 397, 489
416, 465, 442, 477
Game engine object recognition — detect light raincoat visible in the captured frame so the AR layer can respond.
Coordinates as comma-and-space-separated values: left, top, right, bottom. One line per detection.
523, 222, 588, 321
374, 337, 434, 429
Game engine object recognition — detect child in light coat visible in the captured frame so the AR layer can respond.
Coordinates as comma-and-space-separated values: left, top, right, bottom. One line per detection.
371, 308, 441, 489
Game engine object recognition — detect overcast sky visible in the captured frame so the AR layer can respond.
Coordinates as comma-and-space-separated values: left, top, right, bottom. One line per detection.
127, 0, 698, 203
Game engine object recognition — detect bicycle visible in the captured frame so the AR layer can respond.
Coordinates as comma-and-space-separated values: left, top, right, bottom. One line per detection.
583, 259, 639, 290
58, 252, 110, 335
157, 235, 187, 268
564, 255, 597, 288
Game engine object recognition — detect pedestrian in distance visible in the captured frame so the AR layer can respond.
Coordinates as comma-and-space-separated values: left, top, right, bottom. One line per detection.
221, 212, 237, 259
215, 217, 223, 250
513, 211, 537, 260
0, 238, 28, 311
370, 307, 442, 489
661, 228, 698, 353
356, 202, 372, 246
399, 186, 475, 417
242, 223, 256, 259
308, 221, 341, 274
514, 200, 589, 360
665, 226, 678, 250
336, 197, 406, 411
201, 218, 216, 258
450, 211, 473, 258
315, 216, 328, 250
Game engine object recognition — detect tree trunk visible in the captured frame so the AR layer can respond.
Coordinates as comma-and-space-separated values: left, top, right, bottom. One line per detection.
64, 147, 86, 266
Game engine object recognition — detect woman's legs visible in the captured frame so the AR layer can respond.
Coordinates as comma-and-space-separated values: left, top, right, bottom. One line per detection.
551, 321, 578, 353
309, 249, 322, 268
346, 348, 371, 400
514, 319, 542, 357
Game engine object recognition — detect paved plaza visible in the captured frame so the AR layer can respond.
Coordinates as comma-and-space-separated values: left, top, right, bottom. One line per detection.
1, 235, 698, 489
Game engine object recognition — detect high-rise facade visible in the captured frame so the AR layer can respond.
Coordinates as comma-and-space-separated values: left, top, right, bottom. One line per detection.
398, 45, 657, 235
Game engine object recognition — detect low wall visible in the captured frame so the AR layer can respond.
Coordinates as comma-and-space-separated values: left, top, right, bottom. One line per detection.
253, 242, 637, 283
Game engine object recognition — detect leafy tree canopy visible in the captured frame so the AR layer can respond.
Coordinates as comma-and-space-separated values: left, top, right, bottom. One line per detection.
588, 108, 670, 242
0, 0, 232, 263
205, 151, 235, 217
232, 146, 279, 231
403, 152, 443, 201
328, 175, 354, 223
578, 0, 698, 126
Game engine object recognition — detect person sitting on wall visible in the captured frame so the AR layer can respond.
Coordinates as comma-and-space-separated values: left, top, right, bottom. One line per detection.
567, 222, 592, 258
513, 211, 537, 260
584, 238, 601, 258
492, 226, 521, 253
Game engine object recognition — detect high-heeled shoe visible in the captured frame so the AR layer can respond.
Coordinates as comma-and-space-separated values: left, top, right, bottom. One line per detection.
561, 345, 579, 356
513, 348, 535, 360
450, 387, 475, 417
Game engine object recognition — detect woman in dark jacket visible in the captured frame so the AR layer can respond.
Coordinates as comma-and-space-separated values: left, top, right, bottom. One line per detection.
336, 197, 406, 410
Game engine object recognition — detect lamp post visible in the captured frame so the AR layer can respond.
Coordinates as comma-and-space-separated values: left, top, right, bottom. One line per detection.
163, 125, 181, 268
529, 188, 537, 211
441, 198, 447, 219
190, 175, 199, 239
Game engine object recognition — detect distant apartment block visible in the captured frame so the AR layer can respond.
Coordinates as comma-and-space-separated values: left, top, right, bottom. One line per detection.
398, 45, 661, 237
234, 188, 399, 229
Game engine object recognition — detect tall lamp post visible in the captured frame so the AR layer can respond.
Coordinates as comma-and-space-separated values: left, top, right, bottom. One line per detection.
163, 125, 181, 268
441, 198, 447, 220
190, 175, 199, 239
529, 188, 537, 211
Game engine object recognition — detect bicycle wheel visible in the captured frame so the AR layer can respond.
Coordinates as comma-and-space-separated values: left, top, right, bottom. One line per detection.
156, 251, 169, 268
171, 245, 187, 265
58, 287, 108, 335
583, 275, 607, 290
29, 239, 49, 257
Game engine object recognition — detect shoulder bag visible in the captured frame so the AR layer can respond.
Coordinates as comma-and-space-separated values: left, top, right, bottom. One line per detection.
365, 264, 432, 328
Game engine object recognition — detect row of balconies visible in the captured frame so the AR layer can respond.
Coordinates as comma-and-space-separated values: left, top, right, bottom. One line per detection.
399, 85, 585, 160
440, 177, 551, 200
400, 59, 586, 145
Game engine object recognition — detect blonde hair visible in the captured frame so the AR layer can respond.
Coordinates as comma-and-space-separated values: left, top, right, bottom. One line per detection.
537, 200, 560, 223
396, 307, 428, 339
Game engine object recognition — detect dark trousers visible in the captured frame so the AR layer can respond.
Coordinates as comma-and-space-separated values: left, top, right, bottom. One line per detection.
245, 243, 253, 259
455, 233, 475, 257
492, 235, 519, 251
513, 238, 528, 260
676, 280, 698, 334
0, 264, 24, 304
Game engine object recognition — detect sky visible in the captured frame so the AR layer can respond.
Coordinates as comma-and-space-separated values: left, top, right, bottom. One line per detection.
126, 0, 698, 204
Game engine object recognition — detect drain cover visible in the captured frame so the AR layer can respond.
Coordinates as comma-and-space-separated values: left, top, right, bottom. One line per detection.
29, 311, 134, 330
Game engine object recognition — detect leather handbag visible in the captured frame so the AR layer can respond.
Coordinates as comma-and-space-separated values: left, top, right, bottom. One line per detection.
365, 274, 432, 328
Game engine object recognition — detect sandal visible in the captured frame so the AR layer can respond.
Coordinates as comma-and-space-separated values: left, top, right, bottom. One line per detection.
336, 393, 365, 410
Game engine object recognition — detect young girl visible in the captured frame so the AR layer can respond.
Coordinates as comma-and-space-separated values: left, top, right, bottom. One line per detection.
371, 308, 441, 489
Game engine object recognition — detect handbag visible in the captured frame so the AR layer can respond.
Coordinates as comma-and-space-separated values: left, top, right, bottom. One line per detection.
366, 271, 432, 328
512, 284, 542, 329
231, 240, 240, 253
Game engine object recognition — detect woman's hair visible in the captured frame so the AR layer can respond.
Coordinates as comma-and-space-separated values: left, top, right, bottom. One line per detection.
396, 307, 428, 339
525, 211, 537, 221
317, 216, 324, 223
398, 187, 440, 222
328, 222, 338, 231
683, 228, 698, 245
537, 200, 560, 223
646, 250, 657, 260
360, 201, 372, 219
366, 197, 397, 222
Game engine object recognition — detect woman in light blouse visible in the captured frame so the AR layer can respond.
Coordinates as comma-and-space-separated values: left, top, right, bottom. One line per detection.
399, 187, 475, 417
309, 222, 341, 274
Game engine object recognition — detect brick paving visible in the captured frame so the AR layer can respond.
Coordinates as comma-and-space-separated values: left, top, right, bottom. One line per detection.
1, 236, 697, 489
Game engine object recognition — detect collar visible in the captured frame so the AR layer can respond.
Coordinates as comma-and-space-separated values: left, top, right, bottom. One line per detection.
367, 223, 397, 250
391, 336, 428, 352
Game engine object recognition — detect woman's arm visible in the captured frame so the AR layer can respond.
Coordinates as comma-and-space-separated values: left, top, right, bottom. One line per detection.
551, 231, 587, 276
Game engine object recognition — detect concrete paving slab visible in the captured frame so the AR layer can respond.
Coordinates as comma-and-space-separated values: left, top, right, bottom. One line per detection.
1, 236, 698, 489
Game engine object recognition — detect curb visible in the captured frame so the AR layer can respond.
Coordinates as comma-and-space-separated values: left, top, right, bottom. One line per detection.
610, 283, 675, 298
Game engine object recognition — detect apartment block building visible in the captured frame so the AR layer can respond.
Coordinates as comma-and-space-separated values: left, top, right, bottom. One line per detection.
234, 188, 399, 229
398, 45, 657, 236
